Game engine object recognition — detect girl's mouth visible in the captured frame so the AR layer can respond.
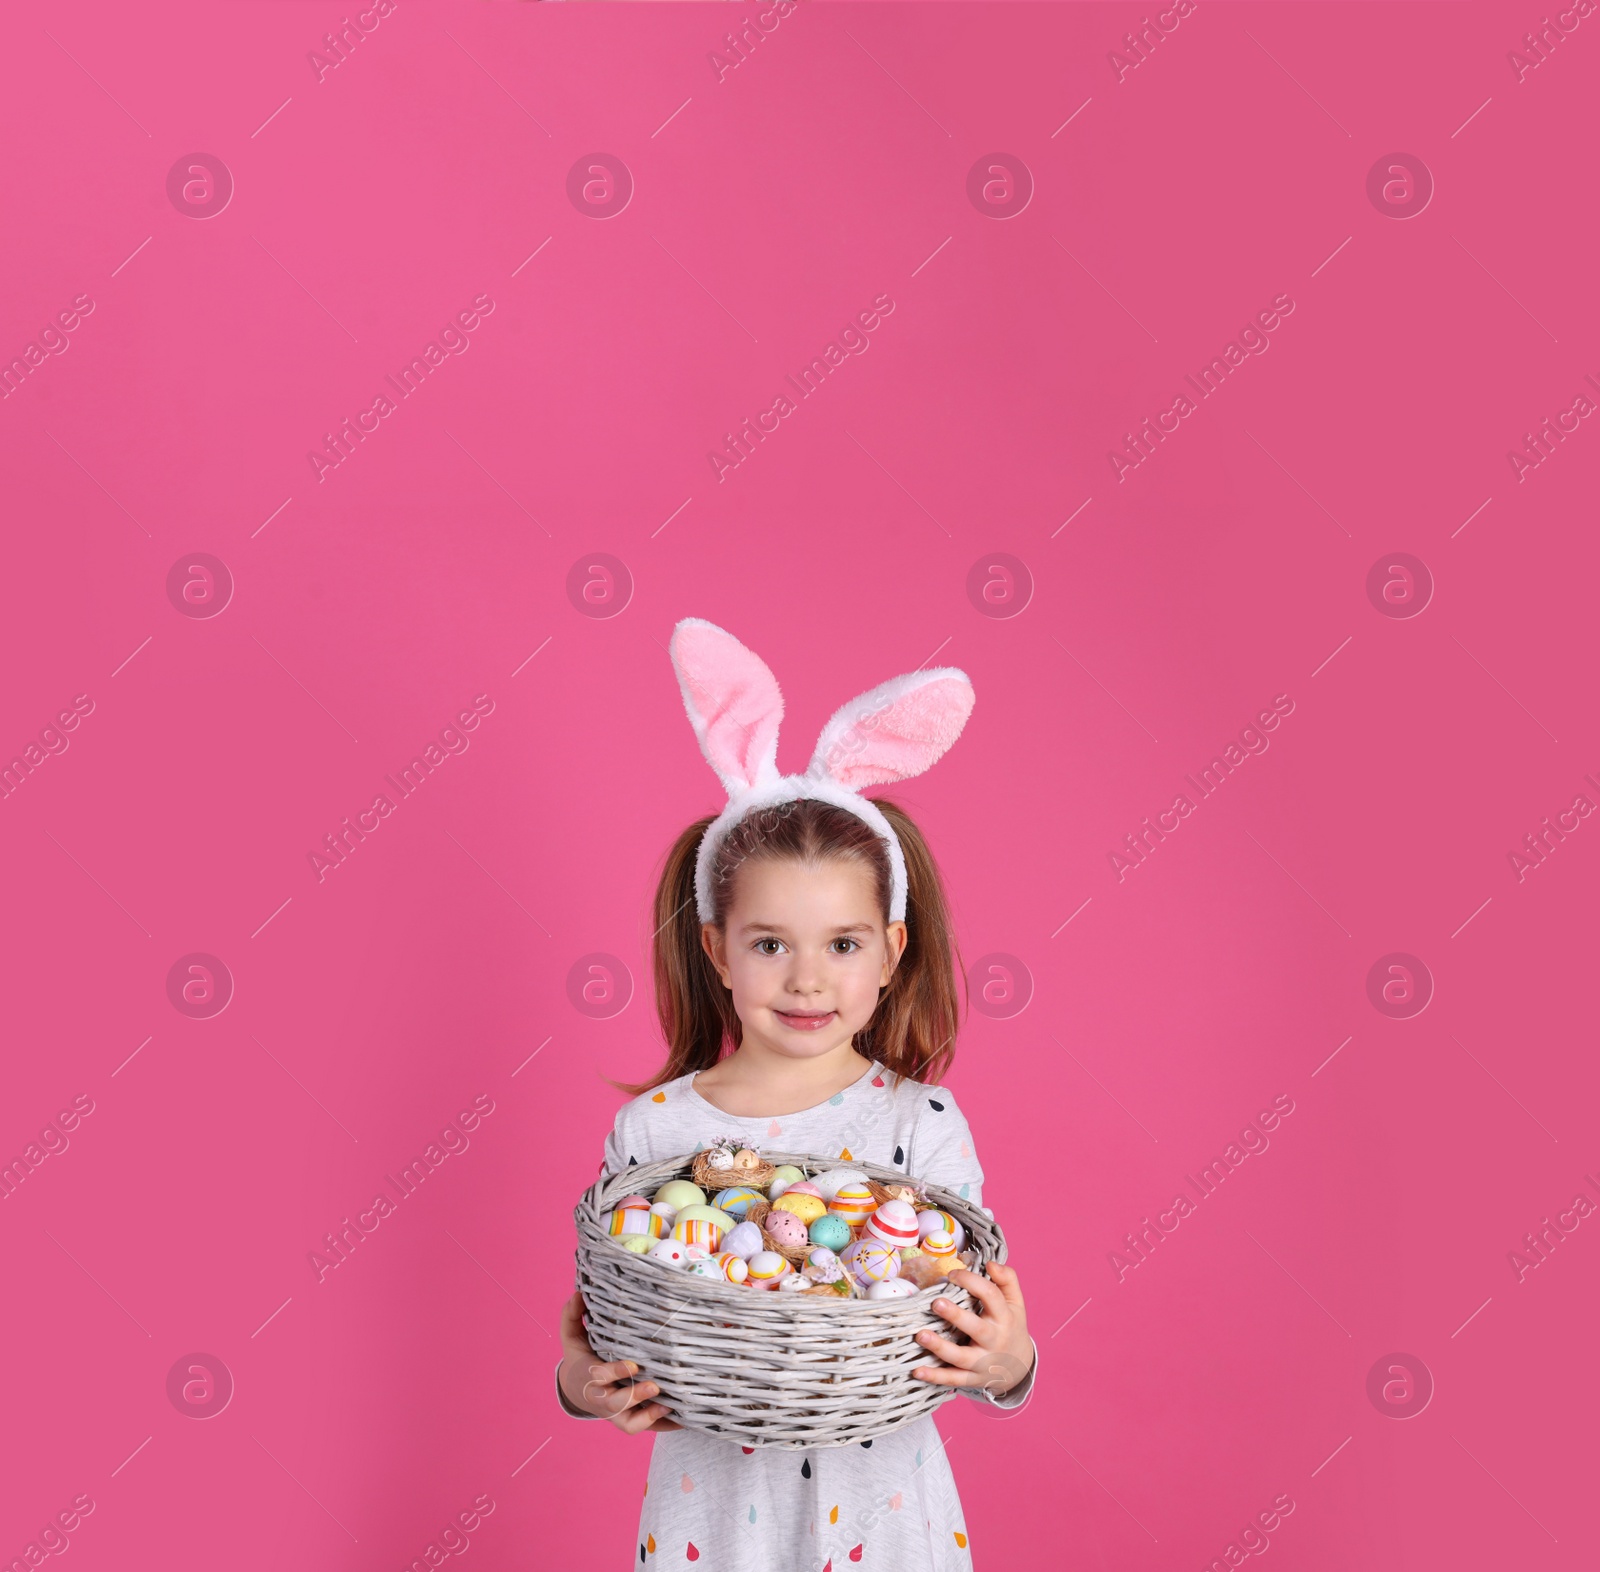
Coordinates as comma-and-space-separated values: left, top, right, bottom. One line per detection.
772, 1009, 836, 1032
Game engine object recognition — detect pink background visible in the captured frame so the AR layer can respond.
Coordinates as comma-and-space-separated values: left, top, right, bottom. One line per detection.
2, 1, 1596, 1567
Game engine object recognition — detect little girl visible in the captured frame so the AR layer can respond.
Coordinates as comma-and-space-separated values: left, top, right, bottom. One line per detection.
556, 620, 1038, 1568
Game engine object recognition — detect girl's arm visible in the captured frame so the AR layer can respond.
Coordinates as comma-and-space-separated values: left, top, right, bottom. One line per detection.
553, 1106, 682, 1432
902, 1083, 1039, 1414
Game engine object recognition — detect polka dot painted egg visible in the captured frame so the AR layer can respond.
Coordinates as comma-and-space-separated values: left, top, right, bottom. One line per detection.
763, 1209, 809, 1251
918, 1208, 965, 1251
607, 1208, 664, 1239
712, 1187, 766, 1221
865, 1278, 918, 1300
865, 1198, 920, 1249
828, 1183, 876, 1227
772, 1191, 827, 1226
808, 1214, 851, 1252
648, 1239, 691, 1268
841, 1238, 900, 1287
746, 1251, 792, 1288
685, 1258, 727, 1282
672, 1217, 724, 1251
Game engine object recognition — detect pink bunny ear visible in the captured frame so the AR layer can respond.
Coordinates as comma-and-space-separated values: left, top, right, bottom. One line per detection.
669, 618, 784, 795
808, 668, 975, 791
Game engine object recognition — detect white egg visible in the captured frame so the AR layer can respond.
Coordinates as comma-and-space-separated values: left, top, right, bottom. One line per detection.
812, 1168, 870, 1203
865, 1278, 918, 1300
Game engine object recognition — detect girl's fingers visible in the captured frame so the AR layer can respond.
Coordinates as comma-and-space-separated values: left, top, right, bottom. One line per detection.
913, 1327, 980, 1370
911, 1358, 981, 1385
943, 1267, 1004, 1316
984, 1260, 1028, 1310
934, 1293, 992, 1338
559, 1293, 593, 1352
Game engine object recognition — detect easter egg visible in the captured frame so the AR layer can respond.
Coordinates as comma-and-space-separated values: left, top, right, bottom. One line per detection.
674, 1204, 734, 1229
655, 1179, 706, 1211
866, 1199, 920, 1248
841, 1238, 900, 1286
777, 1273, 811, 1292
746, 1251, 792, 1288
808, 1214, 851, 1252
828, 1183, 876, 1227
784, 1181, 823, 1199
620, 1236, 655, 1255
607, 1208, 663, 1239
614, 1194, 652, 1211
649, 1201, 678, 1227
766, 1165, 807, 1199
685, 1258, 727, 1281
648, 1239, 691, 1268
917, 1209, 965, 1250
673, 1217, 724, 1251
712, 1252, 750, 1284
712, 1187, 765, 1221
772, 1192, 827, 1226
722, 1220, 764, 1259
865, 1278, 918, 1300
763, 1209, 809, 1250
812, 1168, 869, 1202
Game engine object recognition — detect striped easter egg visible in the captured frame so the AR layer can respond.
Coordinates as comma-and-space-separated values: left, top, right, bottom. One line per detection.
745, 1251, 793, 1288
672, 1217, 724, 1251
712, 1252, 749, 1284
865, 1199, 920, 1248
607, 1208, 664, 1239
827, 1182, 876, 1227
917, 1208, 965, 1250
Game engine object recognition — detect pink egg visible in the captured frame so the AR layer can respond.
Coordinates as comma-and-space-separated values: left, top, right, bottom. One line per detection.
763, 1209, 809, 1249
784, 1181, 823, 1199
615, 1194, 652, 1211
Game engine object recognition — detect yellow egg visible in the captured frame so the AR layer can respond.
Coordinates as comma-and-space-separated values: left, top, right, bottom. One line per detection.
772, 1192, 827, 1226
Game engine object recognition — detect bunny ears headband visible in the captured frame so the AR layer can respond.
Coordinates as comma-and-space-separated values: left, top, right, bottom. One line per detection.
669, 618, 977, 924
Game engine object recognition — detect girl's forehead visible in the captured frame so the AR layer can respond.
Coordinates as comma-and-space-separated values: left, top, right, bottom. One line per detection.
726, 854, 881, 921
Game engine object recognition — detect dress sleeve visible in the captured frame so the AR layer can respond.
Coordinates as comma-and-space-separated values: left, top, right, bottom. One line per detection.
905, 1082, 1039, 1415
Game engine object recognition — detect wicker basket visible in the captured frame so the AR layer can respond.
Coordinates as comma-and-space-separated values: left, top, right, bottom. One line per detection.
572, 1149, 1006, 1449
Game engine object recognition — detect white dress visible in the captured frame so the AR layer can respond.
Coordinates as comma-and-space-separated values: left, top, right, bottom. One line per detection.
556, 1058, 1039, 1569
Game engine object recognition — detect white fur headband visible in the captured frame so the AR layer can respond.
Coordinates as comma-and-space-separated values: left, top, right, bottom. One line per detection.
668, 618, 976, 924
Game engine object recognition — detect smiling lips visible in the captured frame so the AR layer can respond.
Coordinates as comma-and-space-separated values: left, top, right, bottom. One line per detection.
772, 1009, 837, 1032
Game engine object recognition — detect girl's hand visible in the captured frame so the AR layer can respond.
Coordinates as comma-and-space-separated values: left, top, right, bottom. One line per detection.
558, 1290, 682, 1433
910, 1261, 1034, 1398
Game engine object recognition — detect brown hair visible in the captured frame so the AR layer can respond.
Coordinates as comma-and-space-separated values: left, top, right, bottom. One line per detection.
612, 796, 963, 1097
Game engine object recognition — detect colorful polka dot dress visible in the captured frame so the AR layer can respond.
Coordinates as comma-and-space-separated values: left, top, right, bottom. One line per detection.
556, 1059, 1040, 1568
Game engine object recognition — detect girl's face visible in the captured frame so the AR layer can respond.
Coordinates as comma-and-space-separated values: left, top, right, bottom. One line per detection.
702, 855, 907, 1061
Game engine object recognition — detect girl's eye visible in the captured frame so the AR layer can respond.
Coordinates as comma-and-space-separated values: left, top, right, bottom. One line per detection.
754, 938, 784, 956
830, 938, 860, 955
